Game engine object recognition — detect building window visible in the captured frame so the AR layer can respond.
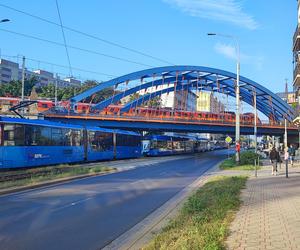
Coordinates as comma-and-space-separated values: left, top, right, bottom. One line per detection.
1, 74, 10, 78
40, 77, 49, 82
1, 67, 11, 72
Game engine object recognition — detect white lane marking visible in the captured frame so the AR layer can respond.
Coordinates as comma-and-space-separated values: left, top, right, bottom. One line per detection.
53, 197, 92, 212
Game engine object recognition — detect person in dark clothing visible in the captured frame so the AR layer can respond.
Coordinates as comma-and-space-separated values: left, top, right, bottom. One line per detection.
288, 144, 296, 167
270, 147, 280, 175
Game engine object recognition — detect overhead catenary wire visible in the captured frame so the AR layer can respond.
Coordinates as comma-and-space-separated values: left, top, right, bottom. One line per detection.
1, 53, 117, 78
55, 0, 73, 77
0, 3, 174, 66
0, 28, 154, 67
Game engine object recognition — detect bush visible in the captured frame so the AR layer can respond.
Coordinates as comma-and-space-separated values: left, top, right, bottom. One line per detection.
239, 151, 259, 165
220, 151, 261, 170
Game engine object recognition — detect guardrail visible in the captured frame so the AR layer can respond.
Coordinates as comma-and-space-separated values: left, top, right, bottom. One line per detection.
45, 112, 298, 129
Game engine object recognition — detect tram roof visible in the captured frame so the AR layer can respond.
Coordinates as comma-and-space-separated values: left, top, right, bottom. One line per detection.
0, 116, 83, 130
0, 116, 141, 136
144, 135, 195, 141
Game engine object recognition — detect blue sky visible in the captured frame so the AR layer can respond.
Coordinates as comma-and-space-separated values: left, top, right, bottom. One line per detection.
0, 0, 296, 93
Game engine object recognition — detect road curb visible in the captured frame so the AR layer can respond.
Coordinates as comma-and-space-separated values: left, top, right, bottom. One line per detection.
102, 162, 222, 250
0, 155, 194, 196
0, 169, 118, 196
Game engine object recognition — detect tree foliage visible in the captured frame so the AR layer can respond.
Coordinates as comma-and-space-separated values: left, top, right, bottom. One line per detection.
0, 77, 37, 97
0, 79, 116, 103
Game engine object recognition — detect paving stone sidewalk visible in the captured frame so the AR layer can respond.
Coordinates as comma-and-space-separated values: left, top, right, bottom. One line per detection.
226, 165, 300, 250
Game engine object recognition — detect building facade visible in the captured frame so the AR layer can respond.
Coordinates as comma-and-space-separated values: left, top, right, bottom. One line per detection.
276, 92, 297, 105
0, 58, 81, 87
293, 1, 300, 96
0, 59, 19, 84
138, 85, 197, 111
196, 91, 225, 113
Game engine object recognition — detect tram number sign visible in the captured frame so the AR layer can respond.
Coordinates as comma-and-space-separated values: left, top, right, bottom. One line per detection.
225, 136, 233, 144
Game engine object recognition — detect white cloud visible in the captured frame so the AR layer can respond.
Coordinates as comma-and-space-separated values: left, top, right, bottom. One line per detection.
214, 42, 237, 60
214, 42, 264, 70
163, 0, 258, 30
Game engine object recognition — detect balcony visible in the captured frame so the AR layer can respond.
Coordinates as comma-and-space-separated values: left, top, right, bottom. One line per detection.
293, 26, 300, 52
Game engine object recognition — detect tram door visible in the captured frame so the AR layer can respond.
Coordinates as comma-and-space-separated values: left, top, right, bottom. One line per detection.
83, 129, 88, 161
113, 133, 117, 159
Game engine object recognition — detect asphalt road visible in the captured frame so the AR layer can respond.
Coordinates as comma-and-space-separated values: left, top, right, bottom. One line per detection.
0, 150, 228, 250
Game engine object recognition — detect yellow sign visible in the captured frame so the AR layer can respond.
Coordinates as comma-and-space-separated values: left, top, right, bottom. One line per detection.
225, 136, 232, 144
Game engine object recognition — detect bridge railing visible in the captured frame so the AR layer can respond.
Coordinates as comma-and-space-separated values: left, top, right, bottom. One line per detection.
48, 111, 297, 128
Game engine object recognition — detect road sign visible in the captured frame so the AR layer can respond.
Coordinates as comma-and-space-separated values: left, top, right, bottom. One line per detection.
225, 136, 232, 144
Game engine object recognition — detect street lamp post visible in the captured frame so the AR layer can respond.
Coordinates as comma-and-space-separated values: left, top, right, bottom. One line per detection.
208, 33, 240, 163
21, 56, 25, 115
253, 88, 257, 153
284, 118, 288, 178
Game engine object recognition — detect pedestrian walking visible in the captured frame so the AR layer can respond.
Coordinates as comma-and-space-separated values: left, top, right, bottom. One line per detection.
270, 147, 279, 175
276, 148, 281, 173
288, 144, 296, 167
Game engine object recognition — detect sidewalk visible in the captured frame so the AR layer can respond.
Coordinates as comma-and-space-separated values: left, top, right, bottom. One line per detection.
226, 164, 300, 250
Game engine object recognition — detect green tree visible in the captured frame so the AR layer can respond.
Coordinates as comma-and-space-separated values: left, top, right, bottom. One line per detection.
147, 96, 161, 108
0, 77, 37, 97
129, 93, 140, 102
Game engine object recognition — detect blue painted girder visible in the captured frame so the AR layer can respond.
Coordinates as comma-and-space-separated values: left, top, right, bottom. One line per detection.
70, 66, 295, 121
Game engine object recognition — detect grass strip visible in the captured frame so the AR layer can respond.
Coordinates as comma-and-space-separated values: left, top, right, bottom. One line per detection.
220, 151, 261, 171
143, 176, 247, 250
220, 158, 260, 170
0, 165, 114, 190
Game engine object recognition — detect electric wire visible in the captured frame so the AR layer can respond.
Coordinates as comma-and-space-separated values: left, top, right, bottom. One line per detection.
55, 0, 73, 77
1, 53, 117, 78
0, 28, 154, 67
0, 3, 174, 65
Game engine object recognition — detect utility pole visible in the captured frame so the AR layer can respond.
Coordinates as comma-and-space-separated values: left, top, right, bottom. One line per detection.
55, 73, 59, 106
253, 88, 257, 153
207, 32, 240, 163
21, 56, 25, 115
285, 118, 288, 178
236, 47, 241, 162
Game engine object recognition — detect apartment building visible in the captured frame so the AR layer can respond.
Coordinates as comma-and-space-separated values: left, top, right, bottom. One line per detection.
0, 58, 81, 87
293, 1, 300, 96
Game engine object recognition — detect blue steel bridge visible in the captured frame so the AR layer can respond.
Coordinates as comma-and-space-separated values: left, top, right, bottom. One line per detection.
44, 66, 298, 136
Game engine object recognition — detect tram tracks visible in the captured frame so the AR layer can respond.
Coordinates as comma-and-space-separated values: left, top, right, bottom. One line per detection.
0, 167, 75, 183
0, 164, 110, 184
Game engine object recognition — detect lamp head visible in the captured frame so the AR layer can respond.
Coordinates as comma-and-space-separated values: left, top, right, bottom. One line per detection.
0, 19, 10, 23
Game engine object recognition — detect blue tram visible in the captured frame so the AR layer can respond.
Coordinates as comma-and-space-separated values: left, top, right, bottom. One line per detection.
0, 116, 141, 169
143, 135, 198, 156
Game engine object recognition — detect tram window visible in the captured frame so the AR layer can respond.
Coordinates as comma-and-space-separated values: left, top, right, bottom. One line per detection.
185, 141, 194, 151
3, 124, 24, 146
157, 140, 168, 151
51, 128, 64, 146
71, 130, 82, 146
117, 134, 140, 147
39, 127, 52, 145
150, 140, 157, 149
62, 129, 71, 146
62, 129, 81, 146
167, 140, 173, 150
25, 125, 52, 146
89, 131, 113, 151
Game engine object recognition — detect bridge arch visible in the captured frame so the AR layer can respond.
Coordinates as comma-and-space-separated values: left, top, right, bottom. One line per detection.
71, 66, 295, 121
